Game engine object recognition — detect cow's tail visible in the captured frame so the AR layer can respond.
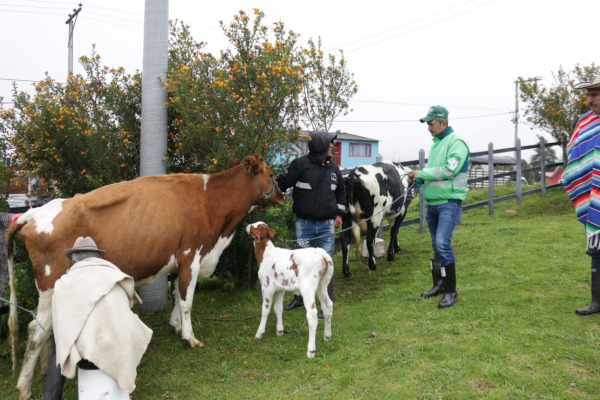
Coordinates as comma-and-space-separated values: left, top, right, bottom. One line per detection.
6, 218, 23, 372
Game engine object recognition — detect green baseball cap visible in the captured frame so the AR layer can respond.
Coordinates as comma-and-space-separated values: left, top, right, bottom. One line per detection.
420, 105, 449, 123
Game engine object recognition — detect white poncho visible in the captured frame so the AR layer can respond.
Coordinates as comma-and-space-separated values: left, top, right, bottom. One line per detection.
52, 258, 153, 393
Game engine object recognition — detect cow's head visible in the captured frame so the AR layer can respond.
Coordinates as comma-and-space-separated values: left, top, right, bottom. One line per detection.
242, 154, 285, 209
246, 221, 276, 243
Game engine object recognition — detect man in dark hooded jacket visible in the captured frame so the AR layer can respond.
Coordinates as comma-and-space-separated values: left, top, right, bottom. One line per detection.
276, 131, 346, 312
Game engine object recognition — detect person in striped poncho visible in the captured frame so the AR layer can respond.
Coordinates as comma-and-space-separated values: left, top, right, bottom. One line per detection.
562, 74, 600, 316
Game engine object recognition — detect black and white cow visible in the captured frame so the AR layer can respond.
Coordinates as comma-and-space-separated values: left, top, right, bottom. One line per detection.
341, 161, 413, 277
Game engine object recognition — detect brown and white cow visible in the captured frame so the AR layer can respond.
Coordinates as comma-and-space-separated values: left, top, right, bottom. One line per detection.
6, 153, 284, 400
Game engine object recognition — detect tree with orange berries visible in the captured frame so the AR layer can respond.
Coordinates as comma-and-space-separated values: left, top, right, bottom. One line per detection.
0, 48, 141, 197
167, 9, 304, 174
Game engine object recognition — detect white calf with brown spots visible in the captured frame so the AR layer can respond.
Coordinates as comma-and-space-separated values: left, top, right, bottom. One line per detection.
246, 221, 333, 358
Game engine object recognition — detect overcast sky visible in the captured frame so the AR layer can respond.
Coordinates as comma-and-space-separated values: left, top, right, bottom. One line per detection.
1, 0, 597, 162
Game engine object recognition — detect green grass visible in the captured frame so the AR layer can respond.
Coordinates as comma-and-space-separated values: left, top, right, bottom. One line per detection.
2, 187, 599, 399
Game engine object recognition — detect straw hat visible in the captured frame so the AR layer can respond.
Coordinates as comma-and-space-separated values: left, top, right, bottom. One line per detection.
574, 74, 600, 90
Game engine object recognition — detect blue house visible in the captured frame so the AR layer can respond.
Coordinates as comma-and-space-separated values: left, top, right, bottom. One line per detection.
280, 131, 379, 169
333, 132, 379, 169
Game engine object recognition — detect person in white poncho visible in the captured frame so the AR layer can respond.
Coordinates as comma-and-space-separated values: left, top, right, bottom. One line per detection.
49, 236, 152, 399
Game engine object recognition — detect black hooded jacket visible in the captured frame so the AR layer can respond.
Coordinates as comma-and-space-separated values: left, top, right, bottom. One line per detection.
276, 132, 346, 221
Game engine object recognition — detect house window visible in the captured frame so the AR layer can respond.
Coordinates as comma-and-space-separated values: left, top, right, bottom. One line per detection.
349, 142, 371, 157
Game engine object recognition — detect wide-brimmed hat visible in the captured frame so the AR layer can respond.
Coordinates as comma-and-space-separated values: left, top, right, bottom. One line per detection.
574, 74, 600, 90
420, 105, 449, 123
64, 236, 105, 258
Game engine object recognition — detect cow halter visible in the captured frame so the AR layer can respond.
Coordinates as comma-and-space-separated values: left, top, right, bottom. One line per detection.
251, 172, 278, 203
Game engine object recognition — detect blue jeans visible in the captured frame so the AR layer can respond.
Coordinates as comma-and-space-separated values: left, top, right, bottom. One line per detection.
295, 218, 335, 258
426, 202, 462, 267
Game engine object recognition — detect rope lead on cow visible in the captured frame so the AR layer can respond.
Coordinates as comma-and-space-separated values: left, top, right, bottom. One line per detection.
0, 296, 48, 333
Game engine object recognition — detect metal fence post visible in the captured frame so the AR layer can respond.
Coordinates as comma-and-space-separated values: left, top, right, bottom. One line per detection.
488, 142, 494, 215
418, 149, 426, 233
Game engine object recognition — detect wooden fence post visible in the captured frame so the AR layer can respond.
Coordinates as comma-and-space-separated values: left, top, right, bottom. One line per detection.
540, 137, 547, 197
488, 142, 494, 215
516, 138, 522, 205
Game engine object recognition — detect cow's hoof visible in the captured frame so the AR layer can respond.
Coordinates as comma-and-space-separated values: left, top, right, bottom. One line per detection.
255, 333, 263, 339
188, 338, 204, 349
387, 253, 395, 262
307, 350, 316, 359
16, 389, 32, 400
343, 272, 353, 278
368, 265, 377, 271
324, 335, 331, 341
276, 330, 284, 337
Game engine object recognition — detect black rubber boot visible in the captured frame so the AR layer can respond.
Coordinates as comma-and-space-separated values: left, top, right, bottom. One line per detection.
318, 276, 334, 319
283, 294, 304, 311
575, 256, 600, 316
438, 263, 458, 308
421, 259, 443, 298
43, 339, 65, 400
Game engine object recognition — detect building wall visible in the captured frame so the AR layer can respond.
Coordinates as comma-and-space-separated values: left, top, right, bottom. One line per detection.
339, 140, 378, 168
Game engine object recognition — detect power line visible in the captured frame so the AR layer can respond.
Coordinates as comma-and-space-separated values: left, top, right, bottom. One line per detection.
343, 0, 498, 54
334, 111, 512, 123
353, 99, 506, 112
84, 9, 143, 25
0, 8, 62, 15
86, 5, 141, 18
20, 0, 73, 4
0, 2, 64, 10
329, 0, 478, 52
0, 78, 41, 82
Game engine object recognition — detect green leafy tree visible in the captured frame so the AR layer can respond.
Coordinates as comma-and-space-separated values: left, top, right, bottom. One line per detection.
519, 63, 598, 163
0, 48, 142, 197
299, 37, 358, 132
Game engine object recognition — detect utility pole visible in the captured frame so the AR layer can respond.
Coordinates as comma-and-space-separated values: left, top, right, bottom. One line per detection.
514, 77, 541, 145
65, 3, 83, 76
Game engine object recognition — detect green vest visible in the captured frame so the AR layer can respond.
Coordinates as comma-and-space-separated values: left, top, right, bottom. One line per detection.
417, 127, 470, 205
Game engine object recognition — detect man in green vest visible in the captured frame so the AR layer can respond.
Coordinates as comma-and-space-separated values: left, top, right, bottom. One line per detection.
409, 105, 470, 308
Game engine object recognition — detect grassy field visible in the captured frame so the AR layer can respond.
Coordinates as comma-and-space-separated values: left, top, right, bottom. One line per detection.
2, 187, 599, 399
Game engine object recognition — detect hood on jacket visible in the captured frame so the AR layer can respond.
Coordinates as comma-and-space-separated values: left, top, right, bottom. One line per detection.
308, 132, 336, 165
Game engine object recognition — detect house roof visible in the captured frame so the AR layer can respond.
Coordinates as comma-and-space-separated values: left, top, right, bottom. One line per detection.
336, 132, 379, 142
300, 130, 379, 143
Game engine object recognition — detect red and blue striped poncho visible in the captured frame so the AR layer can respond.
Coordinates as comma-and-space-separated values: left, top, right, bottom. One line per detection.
563, 110, 600, 238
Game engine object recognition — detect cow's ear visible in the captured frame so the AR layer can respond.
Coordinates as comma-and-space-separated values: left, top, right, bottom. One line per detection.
242, 154, 263, 175
268, 227, 276, 238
